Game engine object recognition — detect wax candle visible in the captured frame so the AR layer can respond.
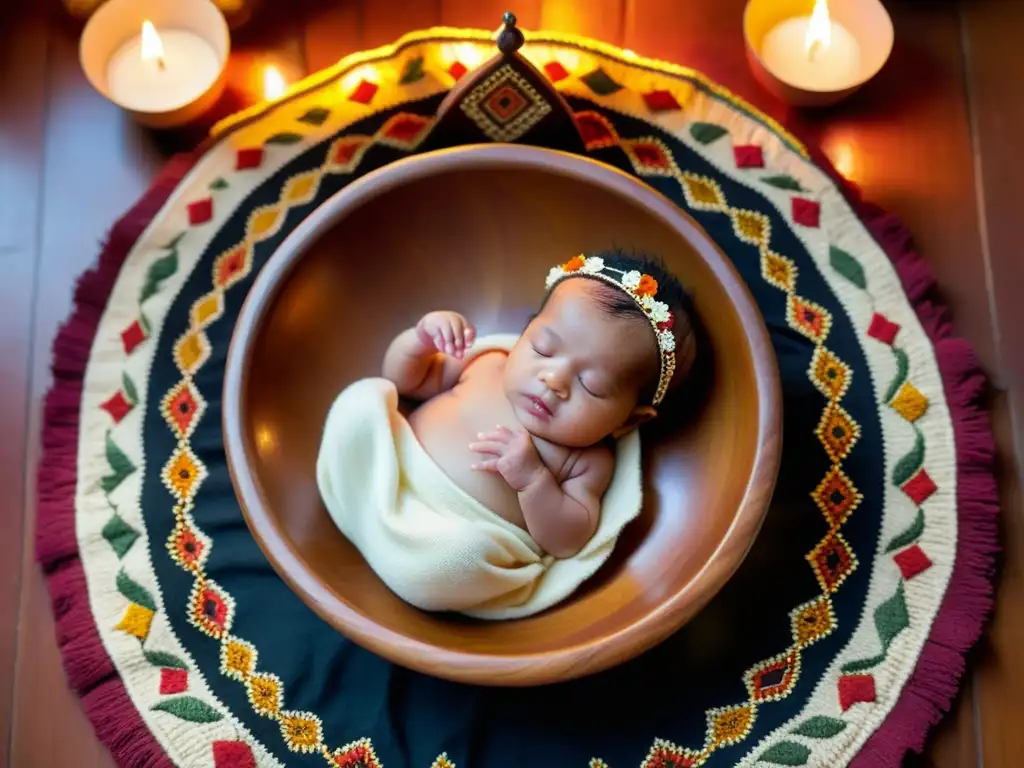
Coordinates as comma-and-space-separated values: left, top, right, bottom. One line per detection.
760, 0, 861, 92
106, 22, 222, 112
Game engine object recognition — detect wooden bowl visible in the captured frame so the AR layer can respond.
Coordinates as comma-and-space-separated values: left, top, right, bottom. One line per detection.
223, 144, 782, 686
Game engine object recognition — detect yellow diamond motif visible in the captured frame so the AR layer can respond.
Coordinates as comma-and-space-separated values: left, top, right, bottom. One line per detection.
681, 173, 725, 210
790, 595, 836, 648
815, 402, 860, 463
809, 346, 851, 401
162, 446, 206, 503
174, 331, 209, 375
761, 251, 796, 292
890, 381, 928, 422
190, 292, 224, 329
732, 209, 770, 246
116, 603, 154, 639
279, 710, 323, 753
247, 672, 283, 716
283, 171, 319, 205
248, 205, 281, 242
221, 637, 257, 682
707, 703, 756, 748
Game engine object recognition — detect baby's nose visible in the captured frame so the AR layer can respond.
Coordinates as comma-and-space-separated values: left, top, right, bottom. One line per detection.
541, 370, 569, 396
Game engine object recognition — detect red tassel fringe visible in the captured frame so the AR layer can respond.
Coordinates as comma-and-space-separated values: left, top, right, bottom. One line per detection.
35, 151, 199, 768
33, 132, 999, 768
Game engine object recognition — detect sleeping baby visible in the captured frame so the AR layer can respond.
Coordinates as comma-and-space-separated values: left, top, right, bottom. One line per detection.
316, 249, 700, 619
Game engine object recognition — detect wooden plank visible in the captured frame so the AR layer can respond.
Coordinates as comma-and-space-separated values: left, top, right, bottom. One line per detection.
11, 17, 164, 766
0, 5, 50, 765
541, 0, 625, 46
301, 0, 364, 74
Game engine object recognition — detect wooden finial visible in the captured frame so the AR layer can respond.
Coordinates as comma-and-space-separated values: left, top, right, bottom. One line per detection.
496, 11, 524, 54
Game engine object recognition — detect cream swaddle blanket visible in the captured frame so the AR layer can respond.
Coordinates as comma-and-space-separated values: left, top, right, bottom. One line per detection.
315, 334, 643, 620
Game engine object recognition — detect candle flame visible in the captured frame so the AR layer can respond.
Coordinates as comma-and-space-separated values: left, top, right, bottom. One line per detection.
140, 20, 166, 69
805, 0, 832, 60
263, 65, 287, 100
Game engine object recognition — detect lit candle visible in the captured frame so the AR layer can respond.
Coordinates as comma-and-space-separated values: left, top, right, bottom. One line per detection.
106, 21, 222, 112
760, 0, 860, 91
80, 0, 230, 127
263, 65, 287, 101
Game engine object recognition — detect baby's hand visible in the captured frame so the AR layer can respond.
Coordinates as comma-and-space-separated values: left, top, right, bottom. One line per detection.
470, 425, 545, 492
416, 311, 475, 359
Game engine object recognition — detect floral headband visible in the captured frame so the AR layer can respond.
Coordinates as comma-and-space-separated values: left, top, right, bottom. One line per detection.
545, 254, 676, 406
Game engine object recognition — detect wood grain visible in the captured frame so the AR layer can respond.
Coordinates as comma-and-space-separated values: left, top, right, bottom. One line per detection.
0, 5, 49, 766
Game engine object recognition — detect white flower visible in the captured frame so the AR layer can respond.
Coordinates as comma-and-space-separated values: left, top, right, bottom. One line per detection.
621, 270, 642, 290
638, 294, 654, 310
658, 329, 676, 352
581, 256, 605, 274
649, 301, 671, 324
545, 266, 564, 290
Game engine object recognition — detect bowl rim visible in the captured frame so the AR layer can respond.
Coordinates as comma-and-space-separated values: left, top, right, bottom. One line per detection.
223, 143, 782, 686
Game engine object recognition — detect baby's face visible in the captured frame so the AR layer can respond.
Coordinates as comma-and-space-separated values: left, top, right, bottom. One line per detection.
503, 279, 658, 448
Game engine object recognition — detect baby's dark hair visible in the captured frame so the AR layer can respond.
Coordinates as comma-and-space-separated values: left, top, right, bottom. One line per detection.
547, 247, 707, 407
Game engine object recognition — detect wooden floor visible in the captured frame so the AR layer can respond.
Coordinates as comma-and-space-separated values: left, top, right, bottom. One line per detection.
1, 0, 1021, 764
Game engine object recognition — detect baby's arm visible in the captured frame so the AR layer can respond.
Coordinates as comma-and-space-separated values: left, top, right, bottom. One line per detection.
382, 311, 475, 400
470, 427, 613, 558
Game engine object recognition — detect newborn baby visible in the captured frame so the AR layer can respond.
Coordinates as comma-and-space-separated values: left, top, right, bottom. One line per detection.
316, 249, 699, 618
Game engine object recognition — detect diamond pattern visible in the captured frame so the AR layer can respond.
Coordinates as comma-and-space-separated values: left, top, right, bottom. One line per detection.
282, 170, 320, 205
174, 331, 211, 375
731, 209, 770, 246
622, 138, 677, 176
807, 531, 857, 593
188, 198, 213, 225
816, 402, 860, 462
787, 295, 832, 342
213, 741, 256, 768
348, 79, 378, 104
279, 711, 324, 753
236, 147, 264, 170
460, 65, 551, 142
544, 60, 569, 82
121, 320, 148, 354
812, 467, 862, 527
680, 173, 725, 210
893, 544, 933, 579
733, 145, 764, 168
640, 740, 702, 768
809, 345, 851, 400
221, 637, 258, 682
326, 136, 371, 173
643, 89, 681, 112
790, 595, 836, 648
332, 738, 383, 768
580, 67, 622, 95
247, 672, 283, 716
161, 379, 206, 440
792, 197, 820, 227
447, 61, 468, 80
574, 111, 618, 151
190, 291, 224, 329
101, 391, 133, 423
377, 113, 433, 150
867, 312, 900, 345
838, 674, 876, 711
189, 580, 235, 639
707, 703, 756, 748
167, 514, 211, 571
214, 245, 251, 289
744, 649, 800, 702
890, 381, 928, 422
162, 445, 207, 503
902, 468, 937, 505
159, 668, 189, 694
761, 251, 797, 292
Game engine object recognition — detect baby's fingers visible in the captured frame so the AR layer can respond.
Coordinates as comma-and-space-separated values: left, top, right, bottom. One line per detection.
471, 458, 499, 472
468, 440, 505, 456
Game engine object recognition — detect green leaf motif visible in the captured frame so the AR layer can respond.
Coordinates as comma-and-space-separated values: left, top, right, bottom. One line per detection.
690, 122, 728, 145
760, 741, 811, 765
101, 432, 136, 494
841, 583, 909, 674
116, 569, 156, 612
298, 107, 330, 126
840, 652, 885, 675
265, 132, 303, 145
762, 174, 805, 192
892, 428, 925, 488
139, 249, 178, 304
791, 715, 847, 739
885, 508, 925, 553
101, 514, 139, 559
884, 347, 909, 403
144, 650, 189, 670
829, 246, 867, 290
121, 372, 139, 405
152, 696, 223, 723
209, 177, 229, 190
399, 56, 425, 84
139, 313, 152, 335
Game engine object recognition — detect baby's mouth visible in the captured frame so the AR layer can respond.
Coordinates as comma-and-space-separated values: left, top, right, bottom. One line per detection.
524, 394, 554, 419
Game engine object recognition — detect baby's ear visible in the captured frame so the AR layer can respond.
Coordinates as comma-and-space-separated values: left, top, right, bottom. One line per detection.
612, 405, 657, 438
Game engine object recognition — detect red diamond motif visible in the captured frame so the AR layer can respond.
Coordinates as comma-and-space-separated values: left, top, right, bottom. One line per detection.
903, 468, 937, 505
574, 111, 618, 150
120, 320, 147, 355
235, 147, 264, 170
808, 531, 856, 593
215, 246, 248, 288
332, 137, 370, 166
159, 668, 188, 694
448, 61, 468, 80
893, 544, 933, 580
165, 384, 200, 436
733, 145, 764, 168
381, 114, 431, 145
544, 61, 569, 82
100, 391, 133, 423
792, 197, 820, 227
627, 141, 672, 172
643, 89, 681, 112
867, 312, 901, 345
838, 674, 876, 711
187, 198, 213, 225
213, 741, 256, 768
348, 79, 378, 104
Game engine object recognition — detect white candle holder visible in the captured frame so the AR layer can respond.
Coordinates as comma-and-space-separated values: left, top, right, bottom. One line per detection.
80, 0, 230, 128
744, 0, 893, 108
